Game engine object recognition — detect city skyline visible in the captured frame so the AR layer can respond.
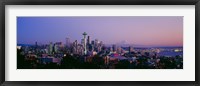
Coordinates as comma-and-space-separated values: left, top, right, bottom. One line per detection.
17, 16, 183, 47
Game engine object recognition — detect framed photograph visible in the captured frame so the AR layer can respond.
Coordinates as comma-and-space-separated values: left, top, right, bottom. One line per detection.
0, 0, 199, 86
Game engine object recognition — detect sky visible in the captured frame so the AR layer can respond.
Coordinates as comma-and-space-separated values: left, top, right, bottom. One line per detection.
17, 16, 183, 47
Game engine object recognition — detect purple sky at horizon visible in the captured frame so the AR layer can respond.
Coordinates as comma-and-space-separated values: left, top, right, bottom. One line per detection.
17, 16, 183, 47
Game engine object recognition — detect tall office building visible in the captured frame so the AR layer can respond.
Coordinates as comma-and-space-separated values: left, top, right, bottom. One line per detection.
72, 40, 78, 54
77, 44, 84, 55
112, 44, 117, 52
35, 41, 38, 53
129, 46, 134, 53
54, 44, 58, 53
94, 39, 98, 46
82, 32, 87, 55
87, 36, 90, 45
100, 41, 103, 46
91, 40, 95, 45
81, 39, 85, 46
117, 47, 122, 54
66, 37, 70, 47
35, 42, 38, 48
48, 42, 53, 54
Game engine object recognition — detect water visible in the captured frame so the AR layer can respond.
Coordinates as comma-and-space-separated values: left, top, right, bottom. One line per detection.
158, 51, 183, 57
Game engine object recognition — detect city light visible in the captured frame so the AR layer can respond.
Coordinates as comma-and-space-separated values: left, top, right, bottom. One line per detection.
17, 32, 183, 69
17, 16, 183, 69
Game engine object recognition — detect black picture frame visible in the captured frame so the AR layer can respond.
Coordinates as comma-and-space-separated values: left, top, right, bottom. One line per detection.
0, 0, 199, 86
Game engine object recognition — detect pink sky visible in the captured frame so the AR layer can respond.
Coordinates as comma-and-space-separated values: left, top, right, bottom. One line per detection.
18, 16, 183, 47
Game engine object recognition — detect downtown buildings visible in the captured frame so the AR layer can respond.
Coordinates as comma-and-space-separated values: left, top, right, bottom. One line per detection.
17, 32, 183, 69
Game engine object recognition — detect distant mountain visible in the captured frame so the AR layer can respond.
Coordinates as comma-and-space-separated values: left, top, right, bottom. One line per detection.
104, 40, 151, 47
104, 40, 182, 48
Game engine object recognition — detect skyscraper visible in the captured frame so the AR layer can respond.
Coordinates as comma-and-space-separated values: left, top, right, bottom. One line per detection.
66, 37, 70, 47
72, 40, 78, 54
91, 40, 95, 45
35, 42, 38, 53
83, 32, 87, 55
48, 42, 53, 54
112, 44, 117, 52
54, 44, 58, 53
81, 39, 85, 46
129, 46, 134, 53
94, 39, 98, 47
35, 42, 38, 48
87, 36, 90, 45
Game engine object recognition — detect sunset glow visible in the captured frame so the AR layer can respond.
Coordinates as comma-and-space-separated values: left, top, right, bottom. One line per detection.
17, 16, 183, 47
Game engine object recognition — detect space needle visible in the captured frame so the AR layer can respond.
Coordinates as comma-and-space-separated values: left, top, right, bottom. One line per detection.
83, 32, 87, 55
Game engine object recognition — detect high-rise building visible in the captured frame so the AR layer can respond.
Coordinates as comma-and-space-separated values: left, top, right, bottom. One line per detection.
88, 44, 93, 51
72, 40, 78, 54
35, 42, 38, 48
75, 40, 78, 54
77, 44, 84, 55
87, 36, 90, 45
35, 42, 38, 53
54, 44, 58, 53
100, 41, 103, 46
112, 44, 117, 52
94, 39, 98, 47
81, 39, 84, 46
91, 40, 95, 45
117, 47, 122, 54
94, 39, 99, 52
82, 32, 87, 55
55, 42, 63, 48
129, 46, 134, 53
74, 40, 78, 45
109, 47, 113, 52
48, 42, 53, 54
66, 37, 70, 47
97, 46, 102, 52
